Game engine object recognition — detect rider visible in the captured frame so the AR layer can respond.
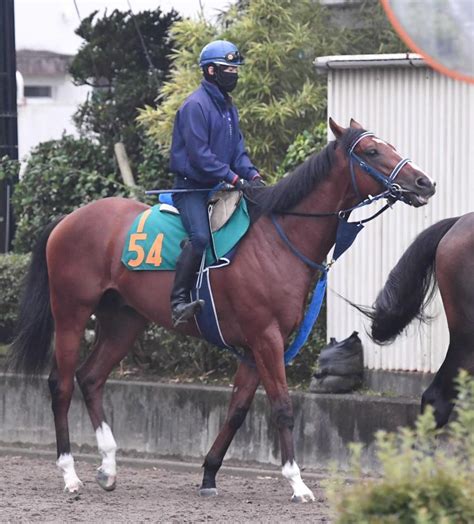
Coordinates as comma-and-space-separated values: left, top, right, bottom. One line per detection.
169, 39, 263, 327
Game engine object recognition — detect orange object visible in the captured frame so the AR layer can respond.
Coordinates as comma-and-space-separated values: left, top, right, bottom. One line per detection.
380, 0, 474, 84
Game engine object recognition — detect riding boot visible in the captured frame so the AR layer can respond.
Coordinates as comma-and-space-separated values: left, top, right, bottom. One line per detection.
170, 242, 205, 327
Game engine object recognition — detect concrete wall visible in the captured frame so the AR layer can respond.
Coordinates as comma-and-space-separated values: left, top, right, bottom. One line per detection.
0, 374, 419, 470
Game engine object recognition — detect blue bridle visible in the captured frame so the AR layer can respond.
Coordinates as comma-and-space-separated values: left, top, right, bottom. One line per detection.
348, 131, 412, 205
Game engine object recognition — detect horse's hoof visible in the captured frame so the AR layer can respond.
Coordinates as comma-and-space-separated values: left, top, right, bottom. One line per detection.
291, 492, 315, 503
64, 480, 83, 494
96, 469, 116, 492
199, 487, 218, 497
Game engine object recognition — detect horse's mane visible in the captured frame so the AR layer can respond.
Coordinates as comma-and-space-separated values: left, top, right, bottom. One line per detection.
248, 127, 366, 217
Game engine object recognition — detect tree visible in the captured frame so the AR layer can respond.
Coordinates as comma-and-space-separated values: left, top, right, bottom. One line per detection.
70, 8, 180, 167
337, 0, 407, 55
138, 0, 405, 178
10, 135, 126, 253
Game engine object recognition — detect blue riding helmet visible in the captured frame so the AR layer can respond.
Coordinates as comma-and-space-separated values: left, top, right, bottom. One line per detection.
199, 40, 244, 67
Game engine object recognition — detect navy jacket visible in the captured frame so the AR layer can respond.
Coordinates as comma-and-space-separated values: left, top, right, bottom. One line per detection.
170, 80, 258, 189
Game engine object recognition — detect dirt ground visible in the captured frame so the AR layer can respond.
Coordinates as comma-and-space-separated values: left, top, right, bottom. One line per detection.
0, 454, 332, 523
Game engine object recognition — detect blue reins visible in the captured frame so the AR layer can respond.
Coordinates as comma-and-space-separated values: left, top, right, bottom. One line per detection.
272, 214, 363, 365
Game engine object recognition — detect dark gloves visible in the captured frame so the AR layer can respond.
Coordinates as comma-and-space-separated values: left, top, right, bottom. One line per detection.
249, 176, 266, 188
233, 174, 265, 191
234, 178, 251, 191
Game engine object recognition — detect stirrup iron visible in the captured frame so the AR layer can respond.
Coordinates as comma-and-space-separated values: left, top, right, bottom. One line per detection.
172, 299, 205, 327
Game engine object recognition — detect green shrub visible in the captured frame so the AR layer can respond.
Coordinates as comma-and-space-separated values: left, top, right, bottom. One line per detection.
133, 325, 323, 387
138, 0, 405, 177
0, 253, 30, 343
0, 155, 19, 184
328, 371, 474, 523
135, 136, 173, 204
276, 123, 327, 179
136, 325, 237, 380
10, 135, 131, 253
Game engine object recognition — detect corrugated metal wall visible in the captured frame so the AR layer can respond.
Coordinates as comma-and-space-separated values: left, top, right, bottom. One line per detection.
326, 66, 474, 372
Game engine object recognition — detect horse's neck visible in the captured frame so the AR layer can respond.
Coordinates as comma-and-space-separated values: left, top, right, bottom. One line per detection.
277, 170, 355, 267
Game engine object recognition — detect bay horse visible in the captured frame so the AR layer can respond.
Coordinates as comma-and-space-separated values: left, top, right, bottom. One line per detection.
363, 212, 474, 428
9, 119, 435, 500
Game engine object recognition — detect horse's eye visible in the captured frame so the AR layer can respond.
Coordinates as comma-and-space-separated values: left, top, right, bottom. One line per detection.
365, 149, 378, 156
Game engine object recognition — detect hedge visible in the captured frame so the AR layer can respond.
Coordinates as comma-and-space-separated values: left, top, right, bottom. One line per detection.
8, 135, 129, 253
0, 253, 30, 343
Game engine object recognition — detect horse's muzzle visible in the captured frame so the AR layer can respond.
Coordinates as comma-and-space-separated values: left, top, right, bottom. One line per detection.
404, 175, 436, 207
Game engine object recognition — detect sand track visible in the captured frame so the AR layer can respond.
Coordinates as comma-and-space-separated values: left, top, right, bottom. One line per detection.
0, 454, 331, 522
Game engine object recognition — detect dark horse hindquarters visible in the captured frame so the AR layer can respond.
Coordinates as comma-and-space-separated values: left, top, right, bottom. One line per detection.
366, 212, 474, 427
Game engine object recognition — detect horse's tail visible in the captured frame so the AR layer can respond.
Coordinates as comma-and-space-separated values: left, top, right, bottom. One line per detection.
8, 217, 64, 374
367, 217, 460, 344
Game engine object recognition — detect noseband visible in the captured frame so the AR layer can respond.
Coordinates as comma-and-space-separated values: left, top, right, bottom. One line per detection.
348, 131, 412, 204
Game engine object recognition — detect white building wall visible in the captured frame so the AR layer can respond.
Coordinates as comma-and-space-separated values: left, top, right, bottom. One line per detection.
326, 65, 474, 372
17, 74, 90, 160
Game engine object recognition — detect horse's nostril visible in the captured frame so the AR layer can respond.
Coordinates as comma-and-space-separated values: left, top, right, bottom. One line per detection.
416, 176, 433, 189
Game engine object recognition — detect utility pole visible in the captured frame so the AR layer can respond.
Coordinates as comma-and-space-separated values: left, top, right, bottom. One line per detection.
0, 0, 18, 252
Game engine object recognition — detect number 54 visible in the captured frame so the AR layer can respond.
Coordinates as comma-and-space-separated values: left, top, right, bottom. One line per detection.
128, 233, 164, 268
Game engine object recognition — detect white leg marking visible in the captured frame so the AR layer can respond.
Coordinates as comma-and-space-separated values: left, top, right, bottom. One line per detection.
96, 422, 117, 476
57, 453, 82, 493
282, 461, 315, 502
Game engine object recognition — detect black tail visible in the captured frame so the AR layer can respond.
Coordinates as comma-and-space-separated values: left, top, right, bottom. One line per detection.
8, 217, 64, 374
361, 217, 460, 344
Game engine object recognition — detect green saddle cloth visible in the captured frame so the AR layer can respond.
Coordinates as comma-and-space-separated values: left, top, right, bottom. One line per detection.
121, 200, 250, 270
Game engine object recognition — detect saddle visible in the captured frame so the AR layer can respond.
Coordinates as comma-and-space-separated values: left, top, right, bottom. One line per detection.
159, 187, 243, 232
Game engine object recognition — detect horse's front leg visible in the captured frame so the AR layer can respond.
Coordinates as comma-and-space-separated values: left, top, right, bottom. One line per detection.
201, 359, 260, 496
252, 328, 315, 503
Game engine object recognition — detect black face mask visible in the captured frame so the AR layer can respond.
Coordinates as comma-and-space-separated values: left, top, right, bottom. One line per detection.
215, 66, 238, 93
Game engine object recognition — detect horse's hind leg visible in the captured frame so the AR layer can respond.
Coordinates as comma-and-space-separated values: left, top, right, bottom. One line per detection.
422, 253, 474, 427
422, 329, 474, 427
200, 360, 260, 497
76, 302, 147, 491
49, 305, 92, 493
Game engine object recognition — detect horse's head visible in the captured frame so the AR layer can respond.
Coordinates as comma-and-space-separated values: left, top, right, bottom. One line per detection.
329, 118, 436, 207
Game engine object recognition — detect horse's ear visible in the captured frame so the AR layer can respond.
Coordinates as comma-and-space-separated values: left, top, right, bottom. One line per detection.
350, 118, 363, 129
329, 117, 344, 139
